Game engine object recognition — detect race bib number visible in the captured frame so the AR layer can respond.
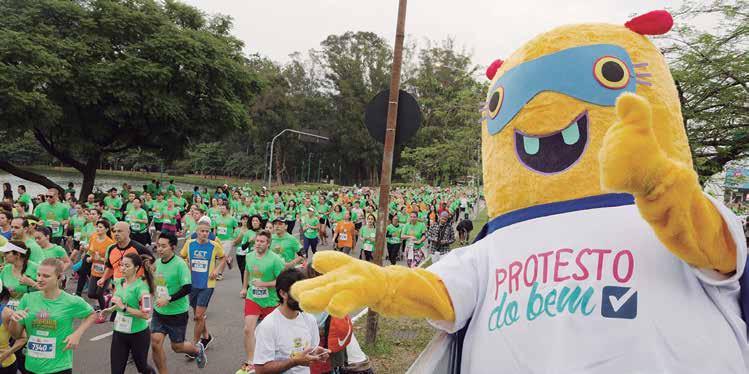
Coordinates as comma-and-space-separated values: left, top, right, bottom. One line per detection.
190, 259, 209, 273
93, 263, 106, 274
251, 286, 269, 299
49, 221, 60, 230
363, 243, 374, 252
217, 226, 228, 235
130, 223, 141, 231
114, 313, 133, 333
7, 299, 19, 311
153, 212, 162, 219
156, 285, 169, 299
405, 240, 415, 252
27, 335, 55, 359
339, 232, 348, 241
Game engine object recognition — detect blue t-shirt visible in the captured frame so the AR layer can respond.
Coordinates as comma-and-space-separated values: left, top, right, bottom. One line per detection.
0, 230, 10, 240
181, 239, 224, 289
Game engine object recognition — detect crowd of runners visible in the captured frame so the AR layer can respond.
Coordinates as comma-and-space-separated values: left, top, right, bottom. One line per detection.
0, 180, 480, 374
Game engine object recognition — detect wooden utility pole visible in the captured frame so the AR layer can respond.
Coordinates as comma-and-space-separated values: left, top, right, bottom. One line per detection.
365, 0, 408, 345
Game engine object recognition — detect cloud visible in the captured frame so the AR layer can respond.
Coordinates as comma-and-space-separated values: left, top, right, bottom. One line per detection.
182, 0, 683, 69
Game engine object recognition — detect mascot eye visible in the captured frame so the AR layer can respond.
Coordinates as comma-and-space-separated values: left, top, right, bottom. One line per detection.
488, 86, 504, 119
593, 56, 630, 89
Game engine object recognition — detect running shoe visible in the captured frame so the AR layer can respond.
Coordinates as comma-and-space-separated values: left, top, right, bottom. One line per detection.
185, 353, 196, 360
226, 259, 233, 270
216, 273, 224, 281
236, 362, 255, 374
195, 342, 207, 369
200, 334, 214, 349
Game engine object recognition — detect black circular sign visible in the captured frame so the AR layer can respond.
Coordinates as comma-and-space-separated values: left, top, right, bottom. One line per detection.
364, 89, 421, 145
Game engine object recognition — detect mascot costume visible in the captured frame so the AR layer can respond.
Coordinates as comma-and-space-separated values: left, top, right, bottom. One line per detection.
292, 10, 749, 373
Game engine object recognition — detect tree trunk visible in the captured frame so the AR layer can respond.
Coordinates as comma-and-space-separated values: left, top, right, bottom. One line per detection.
0, 160, 64, 193
78, 154, 101, 201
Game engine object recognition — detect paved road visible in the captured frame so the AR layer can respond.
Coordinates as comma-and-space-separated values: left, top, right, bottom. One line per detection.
69, 231, 361, 374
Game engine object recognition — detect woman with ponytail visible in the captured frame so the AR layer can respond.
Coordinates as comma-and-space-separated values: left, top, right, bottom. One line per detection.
103, 252, 155, 374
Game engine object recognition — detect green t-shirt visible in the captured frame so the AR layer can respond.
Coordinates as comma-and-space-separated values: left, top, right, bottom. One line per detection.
125, 208, 149, 233
80, 223, 96, 245
113, 278, 150, 334
18, 291, 93, 373
207, 207, 221, 223
25, 238, 45, 265
213, 215, 238, 241
69, 215, 87, 241
154, 255, 191, 315
41, 244, 67, 261
183, 215, 197, 236
237, 229, 256, 256
18, 193, 32, 212
151, 200, 168, 223
244, 251, 285, 308
271, 233, 302, 263
386, 224, 403, 245
329, 211, 344, 225
33, 202, 70, 238
1, 261, 38, 304
360, 225, 377, 252
104, 196, 123, 218
303, 215, 319, 239
403, 222, 427, 249
102, 210, 118, 226
160, 207, 179, 226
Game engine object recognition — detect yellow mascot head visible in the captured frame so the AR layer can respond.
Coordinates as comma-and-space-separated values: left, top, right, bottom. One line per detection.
482, 10, 690, 218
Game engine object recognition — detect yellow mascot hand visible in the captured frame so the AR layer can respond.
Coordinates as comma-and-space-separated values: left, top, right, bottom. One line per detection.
291, 251, 455, 321
600, 93, 737, 273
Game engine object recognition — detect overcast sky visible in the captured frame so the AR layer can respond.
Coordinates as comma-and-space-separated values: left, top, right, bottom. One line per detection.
182, 0, 686, 69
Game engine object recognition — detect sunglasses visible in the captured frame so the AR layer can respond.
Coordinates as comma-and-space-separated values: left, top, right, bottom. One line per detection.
45, 195, 55, 198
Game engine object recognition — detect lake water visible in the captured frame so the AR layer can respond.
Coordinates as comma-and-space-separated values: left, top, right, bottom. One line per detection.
0, 170, 196, 199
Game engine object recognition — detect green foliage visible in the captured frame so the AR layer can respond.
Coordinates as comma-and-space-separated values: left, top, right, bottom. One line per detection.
0, 0, 260, 197
667, 0, 749, 182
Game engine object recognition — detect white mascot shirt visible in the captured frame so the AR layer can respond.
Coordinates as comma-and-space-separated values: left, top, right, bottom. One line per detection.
430, 193, 749, 374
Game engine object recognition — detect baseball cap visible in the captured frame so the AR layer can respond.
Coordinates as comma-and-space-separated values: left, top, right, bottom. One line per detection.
0, 241, 27, 255
272, 217, 285, 224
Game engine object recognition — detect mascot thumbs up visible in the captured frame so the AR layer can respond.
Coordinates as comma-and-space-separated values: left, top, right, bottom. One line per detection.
292, 10, 749, 373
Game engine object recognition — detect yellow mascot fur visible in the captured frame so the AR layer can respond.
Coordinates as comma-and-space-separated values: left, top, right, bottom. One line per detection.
293, 10, 748, 373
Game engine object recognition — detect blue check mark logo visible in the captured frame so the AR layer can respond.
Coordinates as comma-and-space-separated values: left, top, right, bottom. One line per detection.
601, 286, 637, 319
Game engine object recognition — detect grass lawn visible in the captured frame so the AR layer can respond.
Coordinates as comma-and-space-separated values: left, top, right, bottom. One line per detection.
354, 315, 437, 373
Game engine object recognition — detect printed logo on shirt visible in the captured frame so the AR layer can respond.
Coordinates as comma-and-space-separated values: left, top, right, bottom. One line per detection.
31, 309, 57, 331
487, 247, 636, 331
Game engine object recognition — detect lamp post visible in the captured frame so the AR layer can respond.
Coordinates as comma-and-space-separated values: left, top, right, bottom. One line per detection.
267, 129, 329, 188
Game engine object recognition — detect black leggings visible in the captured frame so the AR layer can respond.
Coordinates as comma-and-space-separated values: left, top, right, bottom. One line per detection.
0, 362, 17, 374
363, 250, 373, 262
236, 254, 246, 283
75, 257, 91, 296
387, 243, 400, 265
88, 276, 108, 310
111, 329, 154, 374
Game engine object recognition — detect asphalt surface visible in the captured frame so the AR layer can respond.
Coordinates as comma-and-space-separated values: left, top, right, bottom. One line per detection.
69, 231, 367, 374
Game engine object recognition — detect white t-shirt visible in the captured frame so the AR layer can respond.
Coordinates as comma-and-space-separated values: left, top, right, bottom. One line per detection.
429, 193, 749, 374
254, 308, 320, 374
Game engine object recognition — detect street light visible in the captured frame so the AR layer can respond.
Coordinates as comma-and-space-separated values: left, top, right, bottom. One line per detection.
267, 129, 329, 188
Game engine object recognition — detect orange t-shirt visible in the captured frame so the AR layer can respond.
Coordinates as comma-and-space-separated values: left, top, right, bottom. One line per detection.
334, 221, 356, 248
88, 234, 115, 277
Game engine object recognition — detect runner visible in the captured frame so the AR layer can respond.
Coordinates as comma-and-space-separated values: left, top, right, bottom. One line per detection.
213, 202, 237, 275
9, 218, 44, 267
284, 200, 298, 234
125, 197, 150, 246
332, 212, 355, 255
301, 208, 320, 258
238, 230, 285, 374
0, 241, 38, 310
32, 227, 71, 271
87, 220, 115, 322
102, 252, 156, 374
97, 222, 154, 289
32, 188, 69, 245
270, 218, 304, 268
104, 188, 123, 220
150, 232, 207, 372
252, 268, 329, 374
9, 258, 97, 374
180, 221, 225, 358
385, 215, 403, 265
0, 281, 26, 374
359, 213, 377, 262
401, 212, 427, 268
0, 211, 11, 240
232, 215, 255, 284
16, 185, 32, 214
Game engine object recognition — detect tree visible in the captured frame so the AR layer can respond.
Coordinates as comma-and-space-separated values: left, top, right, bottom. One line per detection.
0, 0, 259, 199
665, 0, 749, 183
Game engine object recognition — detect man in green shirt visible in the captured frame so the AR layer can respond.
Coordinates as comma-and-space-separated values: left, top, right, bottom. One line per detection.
33, 188, 70, 244
271, 218, 303, 267
301, 207, 320, 258
16, 185, 32, 213
240, 230, 285, 372
126, 197, 150, 245
213, 203, 238, 273
104, 188, 124, 220
10, 217, 44, 264
402, 212, 428, 268
151, 232, 207, 371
